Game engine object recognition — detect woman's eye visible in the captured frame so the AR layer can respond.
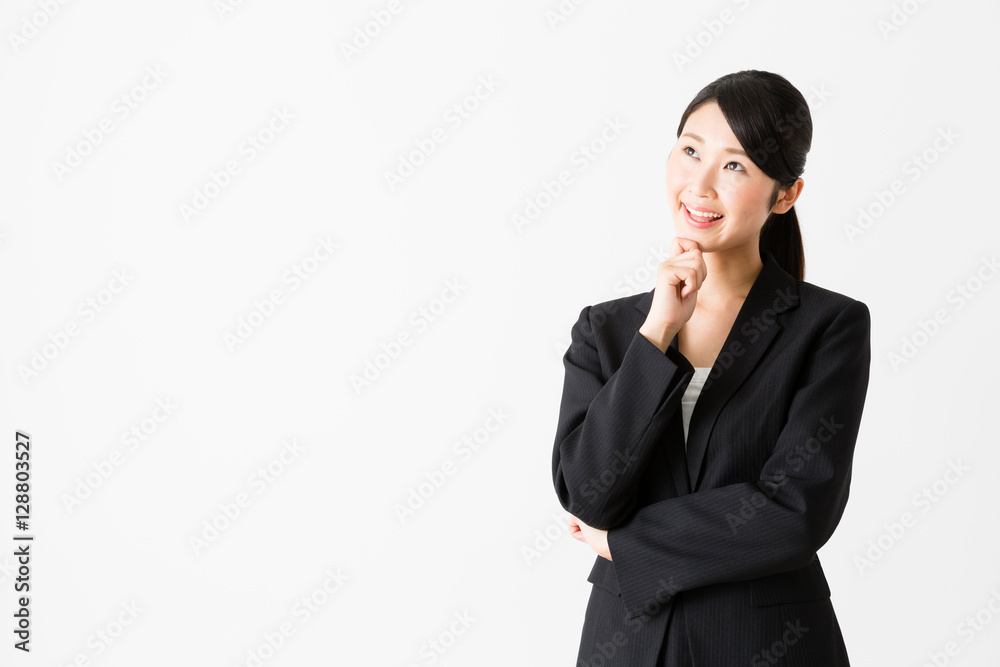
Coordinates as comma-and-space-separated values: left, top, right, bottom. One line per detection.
682, 147, 746, 173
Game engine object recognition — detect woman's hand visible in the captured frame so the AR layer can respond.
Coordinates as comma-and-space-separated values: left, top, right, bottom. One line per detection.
568, 515, 612, 561
639, 237, 707, 352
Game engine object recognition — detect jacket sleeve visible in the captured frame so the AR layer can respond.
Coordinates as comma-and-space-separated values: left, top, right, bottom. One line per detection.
552, 304, 695, 529
606, 299, 871, 620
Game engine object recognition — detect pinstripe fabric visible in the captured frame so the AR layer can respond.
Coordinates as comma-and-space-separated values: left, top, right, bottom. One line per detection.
552, 250, 870, 666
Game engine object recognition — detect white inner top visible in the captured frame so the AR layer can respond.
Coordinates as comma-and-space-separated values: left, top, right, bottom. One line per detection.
681, 367, 712, 449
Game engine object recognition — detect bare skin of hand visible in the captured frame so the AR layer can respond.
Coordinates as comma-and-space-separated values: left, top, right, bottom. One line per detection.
638, 237, 708, 353
568, 515, 612, 561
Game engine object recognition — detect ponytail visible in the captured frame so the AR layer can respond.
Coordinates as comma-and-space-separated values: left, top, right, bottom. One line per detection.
759, 205, 805, 281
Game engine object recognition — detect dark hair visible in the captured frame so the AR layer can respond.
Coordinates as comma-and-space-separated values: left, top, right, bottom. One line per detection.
676, 70, 811, 281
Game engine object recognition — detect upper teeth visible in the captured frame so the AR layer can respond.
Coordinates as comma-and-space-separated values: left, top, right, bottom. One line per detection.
687, 205, 722, 219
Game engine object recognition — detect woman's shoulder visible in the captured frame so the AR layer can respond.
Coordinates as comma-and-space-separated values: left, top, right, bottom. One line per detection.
566, 289, 650, 327
565, 290, 651, 354
587, 289, 650, 317
791, 279, 870, 336
795, 278, 868, 313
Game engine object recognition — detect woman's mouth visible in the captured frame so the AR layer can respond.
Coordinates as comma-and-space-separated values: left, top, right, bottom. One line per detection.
682, 203, 725, 228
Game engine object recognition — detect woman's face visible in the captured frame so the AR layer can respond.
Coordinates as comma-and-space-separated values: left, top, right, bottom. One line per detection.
665, 101, 797, 254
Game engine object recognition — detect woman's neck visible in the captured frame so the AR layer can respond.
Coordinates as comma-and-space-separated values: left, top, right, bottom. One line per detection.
696, 245, 764, 310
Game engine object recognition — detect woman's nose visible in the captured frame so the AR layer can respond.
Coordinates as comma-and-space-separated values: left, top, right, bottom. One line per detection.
688, 167, 717, 197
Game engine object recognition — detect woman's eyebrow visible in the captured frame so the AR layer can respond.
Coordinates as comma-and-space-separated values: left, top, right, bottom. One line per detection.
681, 132, 749, 158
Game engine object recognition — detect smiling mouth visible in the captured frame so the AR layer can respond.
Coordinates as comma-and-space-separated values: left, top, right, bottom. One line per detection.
683, 203, 725, 222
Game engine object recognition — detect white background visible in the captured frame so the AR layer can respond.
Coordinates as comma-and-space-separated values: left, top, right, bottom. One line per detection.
2, 0, 999, 665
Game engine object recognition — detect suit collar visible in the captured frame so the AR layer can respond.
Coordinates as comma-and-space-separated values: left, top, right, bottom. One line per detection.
633, 249, 801, 491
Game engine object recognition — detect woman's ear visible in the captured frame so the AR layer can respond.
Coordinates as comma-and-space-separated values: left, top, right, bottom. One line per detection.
772, 178, 804, 215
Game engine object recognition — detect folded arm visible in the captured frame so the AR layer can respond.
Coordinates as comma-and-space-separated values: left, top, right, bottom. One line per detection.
552, 304, 695, 529
606, 300, 872, 620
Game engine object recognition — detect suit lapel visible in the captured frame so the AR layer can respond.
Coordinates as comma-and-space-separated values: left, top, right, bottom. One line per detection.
633, 250, 800, 492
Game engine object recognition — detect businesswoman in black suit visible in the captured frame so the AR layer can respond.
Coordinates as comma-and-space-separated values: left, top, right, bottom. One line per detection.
551, 70, 871, 666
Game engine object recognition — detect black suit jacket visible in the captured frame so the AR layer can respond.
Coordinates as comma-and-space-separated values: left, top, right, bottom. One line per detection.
552, 250, 870, 666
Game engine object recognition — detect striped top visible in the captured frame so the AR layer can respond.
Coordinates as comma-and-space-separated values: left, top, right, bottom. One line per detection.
681, 367, 712, 448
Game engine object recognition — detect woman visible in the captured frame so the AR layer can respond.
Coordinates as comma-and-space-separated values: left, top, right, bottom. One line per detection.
551, 70, 870, 666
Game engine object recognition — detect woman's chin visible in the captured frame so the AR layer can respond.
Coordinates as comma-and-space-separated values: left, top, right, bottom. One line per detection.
672, 221, 715, 246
